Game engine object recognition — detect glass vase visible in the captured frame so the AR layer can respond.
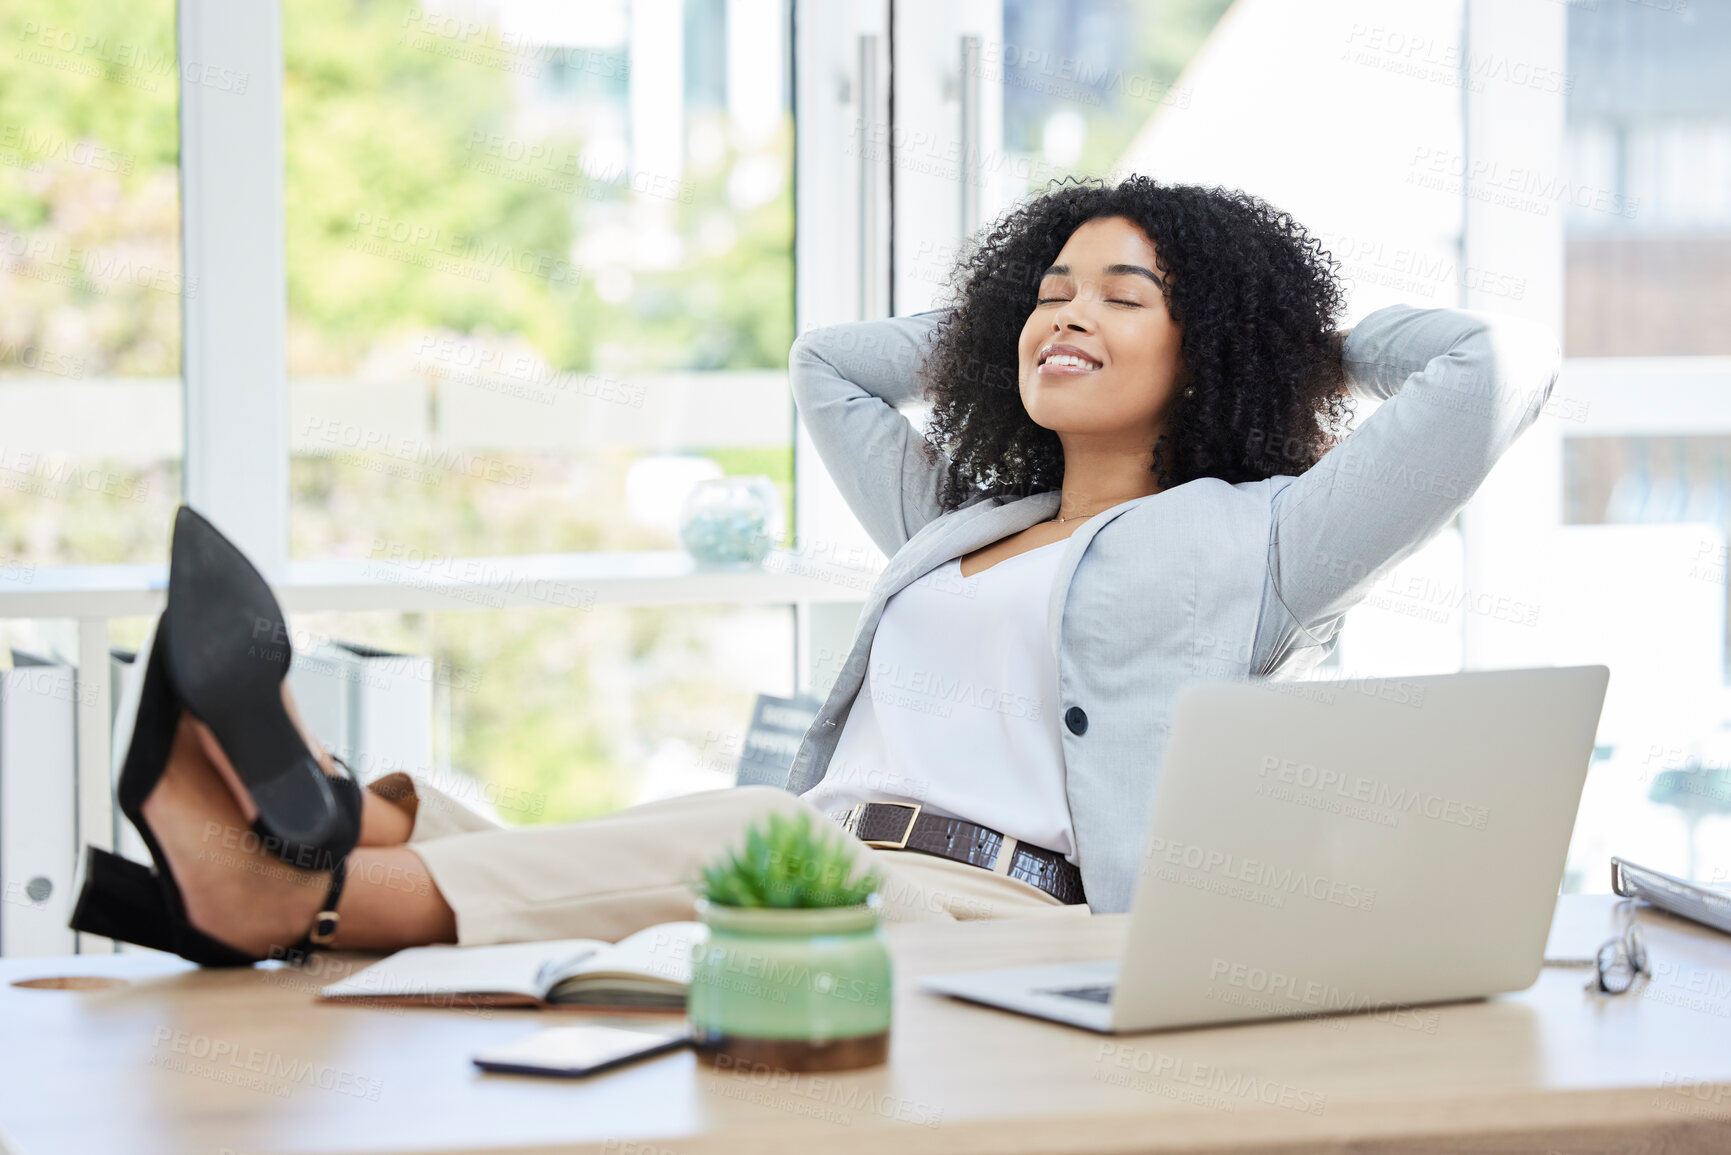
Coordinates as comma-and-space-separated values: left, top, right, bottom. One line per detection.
677, 476, 784, 568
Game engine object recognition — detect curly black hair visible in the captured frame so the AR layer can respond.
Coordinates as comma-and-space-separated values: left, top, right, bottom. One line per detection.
919, 175, 1353, 513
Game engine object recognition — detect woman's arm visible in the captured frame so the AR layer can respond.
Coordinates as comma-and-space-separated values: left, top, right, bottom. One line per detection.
1252, 303, 1563, 671
788, 311, 954, 556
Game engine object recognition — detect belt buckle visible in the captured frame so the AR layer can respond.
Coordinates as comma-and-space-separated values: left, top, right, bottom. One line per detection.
857, 802, 922, 850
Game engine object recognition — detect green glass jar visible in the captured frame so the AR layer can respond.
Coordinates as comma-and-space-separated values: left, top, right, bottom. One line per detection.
688, 895, 892, 1072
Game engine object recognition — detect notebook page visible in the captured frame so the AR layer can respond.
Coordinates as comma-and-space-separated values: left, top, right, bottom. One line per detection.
548, 922, 705, 987
319, 937, 604, 1000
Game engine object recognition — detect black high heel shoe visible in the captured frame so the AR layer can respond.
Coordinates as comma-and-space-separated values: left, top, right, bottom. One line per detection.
67, 628, 355, 966
163, 506, 360, 863
66, 504, 361, 965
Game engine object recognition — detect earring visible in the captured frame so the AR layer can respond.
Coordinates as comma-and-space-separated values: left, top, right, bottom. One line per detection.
1183, 386, 1195, 398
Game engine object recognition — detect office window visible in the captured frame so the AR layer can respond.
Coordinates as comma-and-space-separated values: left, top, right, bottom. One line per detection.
273, 0, 800, 816
1559, 0, 1731, 887
291, 604, 796, 824
997, 0, 1231, 193
0, 0, 182, 565
1563, 1, 1731, 357
282, 0, 795, 564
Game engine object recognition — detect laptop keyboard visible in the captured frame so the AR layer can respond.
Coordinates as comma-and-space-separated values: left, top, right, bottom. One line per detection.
1042, 982, 1115, 1004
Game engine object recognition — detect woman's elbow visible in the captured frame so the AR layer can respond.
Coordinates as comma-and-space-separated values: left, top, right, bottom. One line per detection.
1485, 315, 1561, 391
787, 329, 841, 408
1456, 312, 1563, 425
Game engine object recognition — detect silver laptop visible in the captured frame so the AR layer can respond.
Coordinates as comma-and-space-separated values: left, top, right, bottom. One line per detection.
921, 665, 1610, 1033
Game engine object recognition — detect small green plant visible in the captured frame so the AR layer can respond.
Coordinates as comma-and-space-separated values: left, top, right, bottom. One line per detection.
697, 811, 883, 908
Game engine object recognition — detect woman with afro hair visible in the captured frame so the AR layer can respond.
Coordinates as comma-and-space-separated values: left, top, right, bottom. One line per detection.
77, 177, 1560, 966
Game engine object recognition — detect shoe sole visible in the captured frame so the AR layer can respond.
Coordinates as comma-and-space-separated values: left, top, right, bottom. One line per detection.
163, 507, 343, 854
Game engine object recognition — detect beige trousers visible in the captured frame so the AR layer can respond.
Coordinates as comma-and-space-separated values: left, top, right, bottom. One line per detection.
366, 773, 1091, 946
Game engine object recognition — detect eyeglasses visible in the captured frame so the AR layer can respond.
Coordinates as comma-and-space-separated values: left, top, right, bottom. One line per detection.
1589, 905, 1649, 995
1546, 899, 1650, 995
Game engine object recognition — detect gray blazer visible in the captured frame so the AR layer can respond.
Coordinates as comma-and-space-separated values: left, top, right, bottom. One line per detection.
784, 303, 1562, 912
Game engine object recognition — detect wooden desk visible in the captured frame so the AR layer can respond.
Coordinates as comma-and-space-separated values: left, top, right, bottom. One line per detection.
2, 894, 1729, 1155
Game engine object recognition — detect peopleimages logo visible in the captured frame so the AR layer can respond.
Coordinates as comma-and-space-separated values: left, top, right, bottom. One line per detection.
1205, 959, 1441, 1033
1256, 755, 1490, 831
864, 658, 1041, 721
1092, 1043, 1328, 1115
1141, 837, 1376, 911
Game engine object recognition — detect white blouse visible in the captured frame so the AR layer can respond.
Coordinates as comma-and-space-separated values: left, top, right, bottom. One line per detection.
799, 538, 1077, 863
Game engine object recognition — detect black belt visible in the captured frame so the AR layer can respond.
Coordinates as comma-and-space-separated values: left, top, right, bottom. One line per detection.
829, 802, 1087, 907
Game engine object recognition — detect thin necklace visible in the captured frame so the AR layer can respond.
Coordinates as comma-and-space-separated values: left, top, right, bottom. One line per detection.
1045, 488, 1156, 522
1050, 494, 1154, 523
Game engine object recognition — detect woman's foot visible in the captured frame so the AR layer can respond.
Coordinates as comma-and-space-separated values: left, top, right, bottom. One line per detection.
141, 713, 338, 959
143, 710, 453, 956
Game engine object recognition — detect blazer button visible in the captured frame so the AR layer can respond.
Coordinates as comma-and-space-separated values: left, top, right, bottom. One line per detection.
1064, 706, 1088, 735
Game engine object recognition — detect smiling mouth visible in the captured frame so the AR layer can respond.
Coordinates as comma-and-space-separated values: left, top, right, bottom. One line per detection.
1038, 350, 1103, 374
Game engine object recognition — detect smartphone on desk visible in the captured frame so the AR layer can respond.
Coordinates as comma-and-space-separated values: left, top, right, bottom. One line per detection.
473, 1023, 690, 1078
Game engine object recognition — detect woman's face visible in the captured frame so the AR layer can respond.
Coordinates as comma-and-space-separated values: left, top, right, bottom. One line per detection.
1017, 215, 1183, 442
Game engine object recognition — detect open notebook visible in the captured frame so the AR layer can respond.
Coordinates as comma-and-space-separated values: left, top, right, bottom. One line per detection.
318, 922, 704, 1010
